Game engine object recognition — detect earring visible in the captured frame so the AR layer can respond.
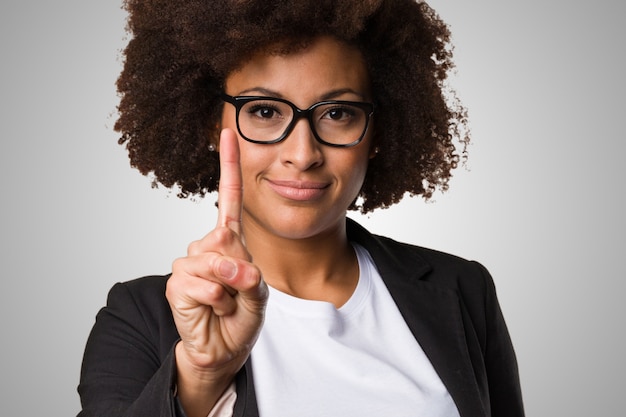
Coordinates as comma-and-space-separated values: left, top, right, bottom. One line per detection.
373, 146, 380, 154
208, 143, 217, 152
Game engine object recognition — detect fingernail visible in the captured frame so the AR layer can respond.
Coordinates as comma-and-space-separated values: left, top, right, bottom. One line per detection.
218, 259, 237, 279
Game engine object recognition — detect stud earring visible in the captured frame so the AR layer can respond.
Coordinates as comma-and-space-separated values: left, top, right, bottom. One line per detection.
208, 143, 217, 152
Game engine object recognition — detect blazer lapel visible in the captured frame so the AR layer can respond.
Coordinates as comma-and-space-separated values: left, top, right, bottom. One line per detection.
347, 219, 487, 417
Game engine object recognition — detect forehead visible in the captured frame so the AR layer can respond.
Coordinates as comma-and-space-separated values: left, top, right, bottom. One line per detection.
224, 36, 371, 102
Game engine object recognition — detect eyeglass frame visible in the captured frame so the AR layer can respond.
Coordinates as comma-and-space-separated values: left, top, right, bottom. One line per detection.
221, 94, 375, 148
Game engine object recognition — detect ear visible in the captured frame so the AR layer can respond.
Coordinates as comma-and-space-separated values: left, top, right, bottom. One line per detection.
209, 124, 221, 152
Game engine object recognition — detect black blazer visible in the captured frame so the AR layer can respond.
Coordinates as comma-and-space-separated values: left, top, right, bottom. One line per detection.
78, 219, 524, 417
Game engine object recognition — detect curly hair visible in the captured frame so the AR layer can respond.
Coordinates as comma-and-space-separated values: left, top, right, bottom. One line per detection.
115, 0, 469, 213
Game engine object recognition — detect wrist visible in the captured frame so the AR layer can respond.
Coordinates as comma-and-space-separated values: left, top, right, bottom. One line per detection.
174, 341, 240, 417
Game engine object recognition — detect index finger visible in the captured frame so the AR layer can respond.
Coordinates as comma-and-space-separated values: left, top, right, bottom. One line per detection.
217, 128, 243, 236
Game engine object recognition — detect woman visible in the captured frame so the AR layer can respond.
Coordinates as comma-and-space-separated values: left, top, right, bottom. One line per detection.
78, 1, 524, 416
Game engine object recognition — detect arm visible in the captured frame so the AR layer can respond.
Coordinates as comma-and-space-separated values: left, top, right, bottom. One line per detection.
78, 129, 266, 417
78, 279, 240, 417
78, 280, 181, 417
474, 262, 525, 417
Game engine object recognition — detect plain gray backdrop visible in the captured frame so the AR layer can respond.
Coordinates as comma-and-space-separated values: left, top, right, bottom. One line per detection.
1, 0, 624, 415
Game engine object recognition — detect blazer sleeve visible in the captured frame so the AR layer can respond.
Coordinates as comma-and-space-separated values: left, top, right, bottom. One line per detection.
77, 280, 183, 417
473, 262, 525, 417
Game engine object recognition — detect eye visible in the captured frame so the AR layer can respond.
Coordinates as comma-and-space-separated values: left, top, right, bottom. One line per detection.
320, 105, 358, 123
246, 103, 282, 119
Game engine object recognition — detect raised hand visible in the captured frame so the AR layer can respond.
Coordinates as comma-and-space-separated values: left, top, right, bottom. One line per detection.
165, 128, 268, 416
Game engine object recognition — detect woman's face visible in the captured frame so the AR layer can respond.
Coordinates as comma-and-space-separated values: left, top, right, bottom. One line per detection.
221, 36, 375, 241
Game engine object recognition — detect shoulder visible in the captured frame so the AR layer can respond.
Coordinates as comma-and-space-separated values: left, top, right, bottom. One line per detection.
348, 218, 492, 292
381, 235, 492, 298
106, 274, 171, 310
378, 232, 480, 269
100, 275, 179, 355
114, 273, 171, 297
105, 274, 175, 325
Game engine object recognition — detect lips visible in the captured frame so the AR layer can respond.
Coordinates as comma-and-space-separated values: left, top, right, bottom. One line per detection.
266, 179, 330, 201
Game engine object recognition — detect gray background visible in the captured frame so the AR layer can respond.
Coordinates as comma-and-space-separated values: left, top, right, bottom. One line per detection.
1, 0, 624, 415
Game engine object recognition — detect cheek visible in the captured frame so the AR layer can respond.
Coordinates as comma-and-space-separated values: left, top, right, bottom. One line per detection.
338, 151, 371, 190
238, 142, 272, 182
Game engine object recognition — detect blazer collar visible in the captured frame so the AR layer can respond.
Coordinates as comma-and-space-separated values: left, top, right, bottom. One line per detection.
346, 217, 432, 282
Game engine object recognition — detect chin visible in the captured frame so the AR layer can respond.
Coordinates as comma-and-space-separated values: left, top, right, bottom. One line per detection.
276, 218, 339, 240
248, 208, 346, 241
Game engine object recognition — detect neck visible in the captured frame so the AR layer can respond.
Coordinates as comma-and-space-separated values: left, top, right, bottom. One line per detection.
242, 217, 358, 307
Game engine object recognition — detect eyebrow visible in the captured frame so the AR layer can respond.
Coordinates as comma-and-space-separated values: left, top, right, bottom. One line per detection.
235, 87, 369, 101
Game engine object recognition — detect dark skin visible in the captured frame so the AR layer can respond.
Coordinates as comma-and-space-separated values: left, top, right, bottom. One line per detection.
116, 0, 468, 213
167, 36, 377, 416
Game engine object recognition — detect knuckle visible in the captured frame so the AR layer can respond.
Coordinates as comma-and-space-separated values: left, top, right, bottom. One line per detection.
187, 239, 202, 255
203, 281, 225, 302
172, 258, 189, 277
165, 276, 181, 300
171, 256, 185, 273
212, 226, 234, 244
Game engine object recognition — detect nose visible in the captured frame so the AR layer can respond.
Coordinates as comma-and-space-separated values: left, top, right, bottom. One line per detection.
279, 118, 324, 170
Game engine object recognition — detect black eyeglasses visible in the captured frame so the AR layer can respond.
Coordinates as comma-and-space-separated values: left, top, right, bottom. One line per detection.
221, 94, 374, 147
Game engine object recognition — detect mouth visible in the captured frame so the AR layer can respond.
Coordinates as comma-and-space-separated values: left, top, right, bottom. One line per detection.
266, 179, 330, 201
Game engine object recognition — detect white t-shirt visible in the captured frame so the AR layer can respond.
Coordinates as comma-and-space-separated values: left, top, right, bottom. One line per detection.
250, 243, 460, 417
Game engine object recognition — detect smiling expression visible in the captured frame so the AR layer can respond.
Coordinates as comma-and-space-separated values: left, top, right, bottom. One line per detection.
221, 36, 375, 241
